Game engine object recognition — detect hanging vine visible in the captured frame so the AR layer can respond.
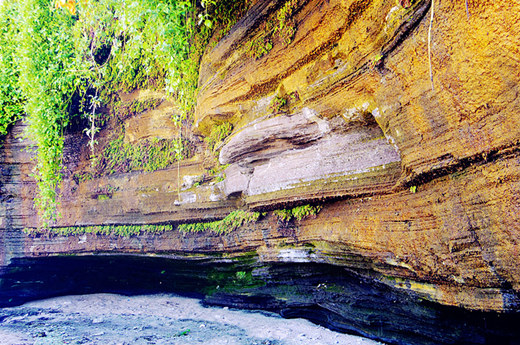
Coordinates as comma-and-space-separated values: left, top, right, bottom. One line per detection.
0, 0, 222, 225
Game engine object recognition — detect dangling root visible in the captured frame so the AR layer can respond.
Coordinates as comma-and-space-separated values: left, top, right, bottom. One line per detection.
428, 0, 435, 91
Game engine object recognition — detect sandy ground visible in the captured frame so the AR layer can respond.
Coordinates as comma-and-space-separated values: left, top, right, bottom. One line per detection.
0, 293, 383, 345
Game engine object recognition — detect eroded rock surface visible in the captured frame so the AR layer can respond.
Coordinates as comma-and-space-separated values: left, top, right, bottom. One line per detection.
220, 108, 401, 205
1, 0, 520, 341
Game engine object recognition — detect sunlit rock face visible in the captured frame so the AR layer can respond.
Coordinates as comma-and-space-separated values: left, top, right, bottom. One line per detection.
1, 0, 520, 337
219, 108, 401, 206
192, 0, 520, 312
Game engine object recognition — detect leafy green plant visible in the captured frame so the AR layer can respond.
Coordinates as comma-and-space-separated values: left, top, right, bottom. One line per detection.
274, 204, 322, 223
206, 0, 251, 50
205, 122, 233, 153
94, 134, 189, 177
1, 0, 218, 224
274, 0, 298, 45
72, 0, 204, 118
292, 204, 322, 221
17, 0, 82, 224
235, 271, 247, 280
246, 36, 274, 59
178, 210, 261, 234
246, 0, 298, 59
72, 171, 93, 184
270, 95, 287, 113
207, 163, 229, 183
273, 209, 292, 222
23, 210, 260, 237
23, 223, 175, 238
0, 1, 24, 137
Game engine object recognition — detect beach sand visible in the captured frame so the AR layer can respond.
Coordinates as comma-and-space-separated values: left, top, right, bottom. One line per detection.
0, 293, 383, 345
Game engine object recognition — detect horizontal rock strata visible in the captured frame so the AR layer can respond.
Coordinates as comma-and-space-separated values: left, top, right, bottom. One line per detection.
220, 108, 401, 206
1, 0, 520, 334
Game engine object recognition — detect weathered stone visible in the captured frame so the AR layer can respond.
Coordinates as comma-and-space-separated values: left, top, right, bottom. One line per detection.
3, 255, 520, 345
124, 99, 179, 143
219, 108, 330, 165
119, 89, 180, 143
222, 164, 251, 197
1, 0, 520, 337
220, 107, 401, 205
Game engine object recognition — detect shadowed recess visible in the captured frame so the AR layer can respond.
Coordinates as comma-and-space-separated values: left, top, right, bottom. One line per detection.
1, 255, 520, 345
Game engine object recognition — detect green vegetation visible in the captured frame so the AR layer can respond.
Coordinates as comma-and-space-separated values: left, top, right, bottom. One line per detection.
23, 209, 261, 237
94, 134, 188, 176
205, 122, 233, 153
269, 91, 299, 113
23, 224, 175, 238
273, 204, 322, 222
174, 329, 191, 337
0, 2, 24, 136
92, 184, 119, 200
246, 0, 298, 59
206, 163, 229, 183
112, 98, 165, 123
247, 36, 274, 59
274, 0, 298, 45
178, 210, 261, 234
235, 271, 247, 280
17, 0, 81, 223
0, 0, 220, 224
270, 95, 288, 113
71, 0, 205, 117
206, 267, 265, 294
72, 171, 93, 184
22, 205, 323, 238
207, 0, 252, 50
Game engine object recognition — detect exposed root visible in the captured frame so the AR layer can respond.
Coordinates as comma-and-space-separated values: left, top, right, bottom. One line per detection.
428, 0, 434, 91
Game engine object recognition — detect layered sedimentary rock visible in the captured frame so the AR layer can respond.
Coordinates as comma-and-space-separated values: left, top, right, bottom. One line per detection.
1, 0, 520, 342
219, 108, 401, 206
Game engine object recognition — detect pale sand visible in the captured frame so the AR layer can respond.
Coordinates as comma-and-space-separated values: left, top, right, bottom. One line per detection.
0, 293, 384, 345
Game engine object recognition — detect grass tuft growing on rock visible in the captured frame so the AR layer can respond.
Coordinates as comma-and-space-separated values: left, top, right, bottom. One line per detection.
23, 211, 262, 238
273, 204, 322, 222
23, 224, 174, 238
93, 134, 190, 177
178, 210, 261, 234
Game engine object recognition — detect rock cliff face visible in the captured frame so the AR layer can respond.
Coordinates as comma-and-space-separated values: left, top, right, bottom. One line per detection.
1, 0, 520, 343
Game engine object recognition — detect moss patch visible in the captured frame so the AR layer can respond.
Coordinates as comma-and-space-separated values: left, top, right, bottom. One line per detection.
178, 210, 262, 235
23, 224, 175, 238
93, 134, 189, 176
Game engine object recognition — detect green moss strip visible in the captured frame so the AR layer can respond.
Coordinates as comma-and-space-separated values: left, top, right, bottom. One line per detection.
273, 204, 322, 222
23, 224, 174, 238
23, 210, 261, 238
94, 135, 188, 176
178, 210, 261, 235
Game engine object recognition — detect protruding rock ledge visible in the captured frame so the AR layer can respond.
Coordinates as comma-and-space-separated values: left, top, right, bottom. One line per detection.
220, 108, 401, 207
